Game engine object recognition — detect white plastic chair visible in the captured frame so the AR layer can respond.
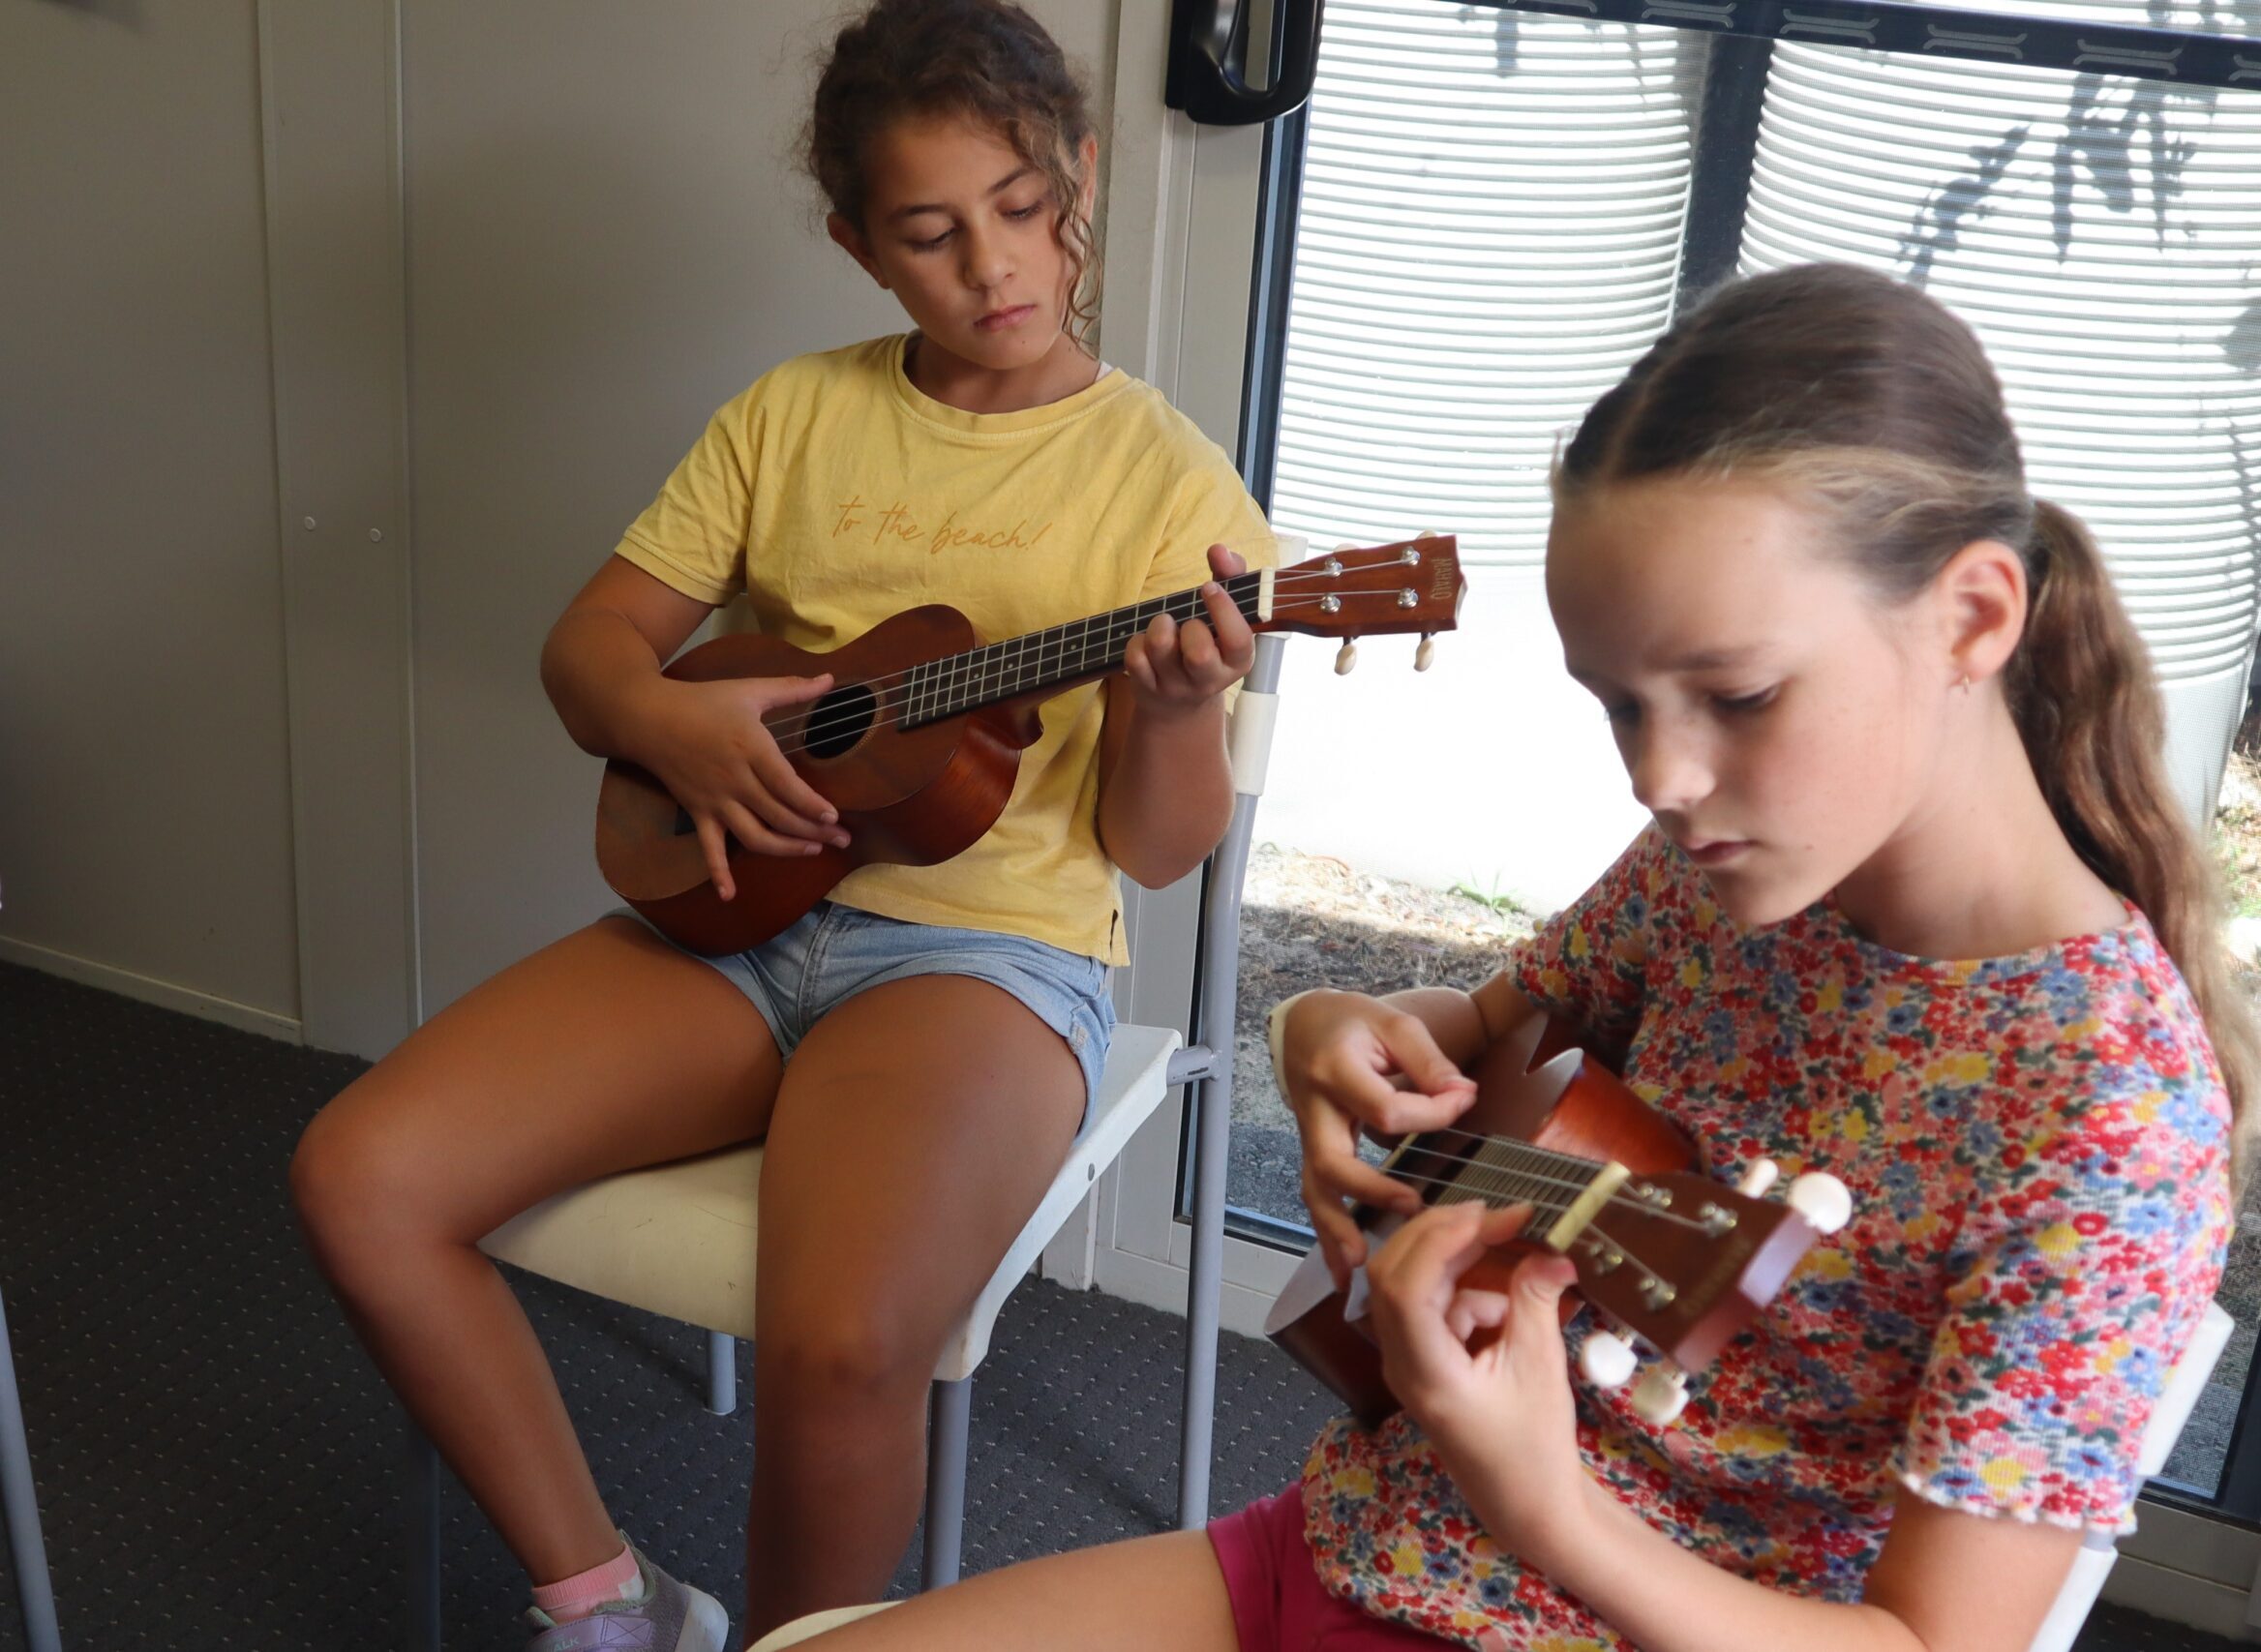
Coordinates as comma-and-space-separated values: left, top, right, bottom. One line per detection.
2028, 1299, 2237, 1652
746, 1601, 895, 1650
399, 634, 1287, 1650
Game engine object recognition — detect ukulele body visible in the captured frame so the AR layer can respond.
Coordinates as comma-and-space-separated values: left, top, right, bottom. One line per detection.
594, 607, 1041, 956
1266, 1016, 1814, 1429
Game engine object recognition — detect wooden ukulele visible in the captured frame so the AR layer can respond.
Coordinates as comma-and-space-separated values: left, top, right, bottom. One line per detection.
1264, 1012, 1852, 1429
595, 535, 1466, 955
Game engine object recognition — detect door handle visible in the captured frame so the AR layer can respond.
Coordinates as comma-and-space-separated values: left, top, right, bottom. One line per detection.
1165, 0, 1326, 126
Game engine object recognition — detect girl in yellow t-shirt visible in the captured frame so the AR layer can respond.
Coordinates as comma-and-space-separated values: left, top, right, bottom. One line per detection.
289, 4, 1269, 1648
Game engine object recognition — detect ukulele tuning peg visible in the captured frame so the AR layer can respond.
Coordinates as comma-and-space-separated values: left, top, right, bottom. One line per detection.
1414, 633, 1436, 673
1578, 1330, 1637, 1391
1630, 1362, 1690, 1427
1786, 1171, 1853, 1236
1334, 639, 1359, 676
1733, 1157, 1780, 1199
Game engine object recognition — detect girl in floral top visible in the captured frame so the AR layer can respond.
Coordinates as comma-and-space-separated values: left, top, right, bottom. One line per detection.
775, 264, 2251, 1652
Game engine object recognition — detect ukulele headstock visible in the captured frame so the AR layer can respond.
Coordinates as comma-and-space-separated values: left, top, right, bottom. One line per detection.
1257, 535, 1464, 641
1555, 1168, 1818, 1370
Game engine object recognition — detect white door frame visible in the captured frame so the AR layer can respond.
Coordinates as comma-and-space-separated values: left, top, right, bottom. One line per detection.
1039, 5, 1303, 1339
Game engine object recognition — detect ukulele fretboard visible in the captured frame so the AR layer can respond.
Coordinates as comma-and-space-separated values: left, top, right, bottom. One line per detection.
1396, 1132, 1631, 1232
898, 571, 1267, 728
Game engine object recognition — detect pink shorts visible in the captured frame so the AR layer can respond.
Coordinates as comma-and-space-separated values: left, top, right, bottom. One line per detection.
1207, 1484, 1457, 1651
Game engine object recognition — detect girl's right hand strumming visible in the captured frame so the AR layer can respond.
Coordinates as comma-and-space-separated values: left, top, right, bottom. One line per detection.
631, 674, 851, 902
1276, 991, 1481, 1288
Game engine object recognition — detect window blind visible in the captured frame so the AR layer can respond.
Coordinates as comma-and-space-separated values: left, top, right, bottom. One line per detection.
1268, 1, 1699, 567
1743, 40, 2261, 810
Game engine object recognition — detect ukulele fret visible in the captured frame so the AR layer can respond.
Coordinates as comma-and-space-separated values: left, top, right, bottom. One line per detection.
1397, 1132, 1720, 1241
1397, 1142, 1710, 1310
1396, 1131, 1615, 1233
897, 571, 1273, 729
1399, 1158, 1676, 1286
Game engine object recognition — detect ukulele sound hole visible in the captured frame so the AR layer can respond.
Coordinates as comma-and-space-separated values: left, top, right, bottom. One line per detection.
803, 682, 877, 760
669, 808, 749, 856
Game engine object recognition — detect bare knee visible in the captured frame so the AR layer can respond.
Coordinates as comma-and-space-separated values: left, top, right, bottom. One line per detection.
758, 1297, 936, 1414
290, 1083, 462, 1290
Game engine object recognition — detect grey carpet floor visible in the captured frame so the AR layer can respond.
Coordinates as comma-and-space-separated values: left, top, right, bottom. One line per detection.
0, 959, 2244, 1650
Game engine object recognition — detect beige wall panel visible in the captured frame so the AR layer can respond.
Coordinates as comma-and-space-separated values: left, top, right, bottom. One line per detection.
0, 0, 298, 1024
259, 0, 419, 1059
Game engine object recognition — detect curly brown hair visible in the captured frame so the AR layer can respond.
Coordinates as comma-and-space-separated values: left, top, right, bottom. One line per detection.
805, 0, 1100, 349
1557, 262, 2260, 1182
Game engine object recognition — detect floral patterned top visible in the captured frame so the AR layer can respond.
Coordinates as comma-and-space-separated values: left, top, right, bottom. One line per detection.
1300, 828, 2234, 1650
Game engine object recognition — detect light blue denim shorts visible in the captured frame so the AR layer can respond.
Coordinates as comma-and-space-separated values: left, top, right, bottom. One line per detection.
618, 900, 1115, 1123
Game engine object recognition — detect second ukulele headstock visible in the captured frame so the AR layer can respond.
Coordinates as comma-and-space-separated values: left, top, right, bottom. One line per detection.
1253, 534, 1465, 674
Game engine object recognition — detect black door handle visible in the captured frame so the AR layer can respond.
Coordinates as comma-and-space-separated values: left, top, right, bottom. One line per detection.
1165, 0, 1326, 127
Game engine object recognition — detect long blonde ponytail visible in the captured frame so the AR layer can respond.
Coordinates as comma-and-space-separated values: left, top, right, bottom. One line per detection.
2013, 501, 2260, 1178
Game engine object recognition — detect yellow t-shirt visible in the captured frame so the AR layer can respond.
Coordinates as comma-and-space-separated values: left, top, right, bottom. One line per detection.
612, 334, 1273, 964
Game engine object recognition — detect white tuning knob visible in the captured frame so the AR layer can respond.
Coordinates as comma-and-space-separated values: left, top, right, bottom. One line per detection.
1334, 639, 1359, 676
1733, 1157, 1779, 1199
1414, 633, 1436, 672
1786, 1171, 1853, 1235
1579, 1330, 1638, 1391
1630, 1363, 1689, 1426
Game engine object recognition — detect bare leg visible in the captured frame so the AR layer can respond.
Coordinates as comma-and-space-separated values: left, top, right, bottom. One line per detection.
743, 976, 1086, 1638
788, 1530, 1239, 1652
290, 916, 784, 1583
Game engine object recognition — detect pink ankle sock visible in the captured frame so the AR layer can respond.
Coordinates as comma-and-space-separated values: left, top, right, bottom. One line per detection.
530, 1541, 642, 1623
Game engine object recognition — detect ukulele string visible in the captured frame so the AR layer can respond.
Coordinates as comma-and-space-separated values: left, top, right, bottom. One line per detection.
1407, 1135, 1717, 1292
766, 568, 1416, 748
765, 585, 1427, 760
1402, 1123, 1711, 1198
1414, 1181, 1674, 1295
1423, 1122, 1703, 1296
1378, 1161, 1711, 1235
1402, 1123, 1724, 1227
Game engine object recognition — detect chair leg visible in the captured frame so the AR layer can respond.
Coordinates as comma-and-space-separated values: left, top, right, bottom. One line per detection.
921, 1377, 972, 1590
1179, 774, 1264, 1531
0, 1286, 63, 1652
405, 1411, 442, 1652
707, 1331, 738, 1417
1177, 1069, 1229, 1530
